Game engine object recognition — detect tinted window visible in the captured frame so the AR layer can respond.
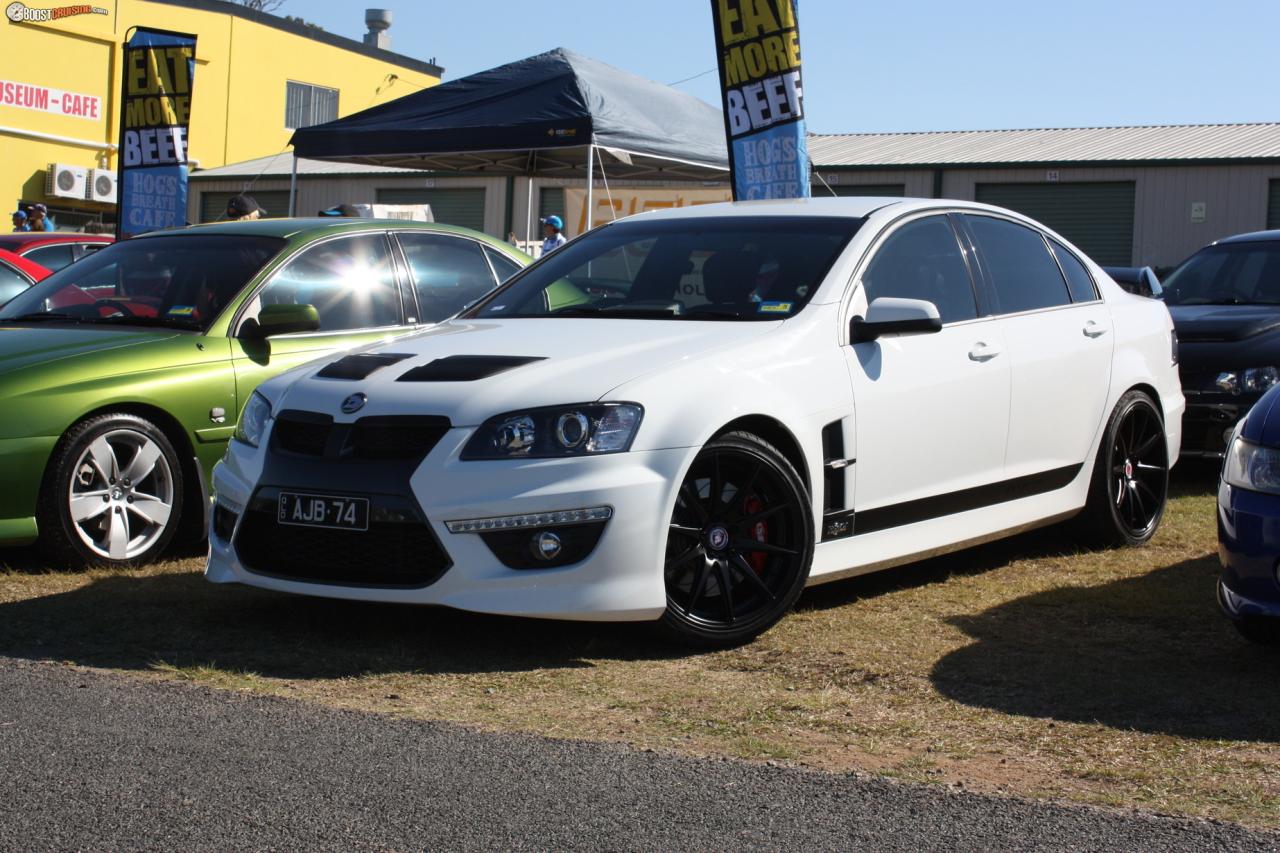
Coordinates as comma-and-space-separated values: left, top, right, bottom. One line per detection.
0, 263, 29, 305
861, 216, 977, 324
396, 233, 497, 323
1161, 242, 1280, 306
246, 234, 401, 333
966, 216, 1071, 314
1050, 240, 1098, 302
24, 244, 75, 271
0, 235, 284, 330
484, 245, 523, 282
470, 217, 860, 322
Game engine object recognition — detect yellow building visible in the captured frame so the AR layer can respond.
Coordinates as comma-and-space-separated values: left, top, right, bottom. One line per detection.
0, 0, 441, 228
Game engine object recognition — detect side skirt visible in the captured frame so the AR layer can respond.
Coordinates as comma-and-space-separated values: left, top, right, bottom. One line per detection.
806, 509, 1081, 588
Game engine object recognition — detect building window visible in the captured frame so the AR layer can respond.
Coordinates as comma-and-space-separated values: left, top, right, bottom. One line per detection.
285, 81, 338, 130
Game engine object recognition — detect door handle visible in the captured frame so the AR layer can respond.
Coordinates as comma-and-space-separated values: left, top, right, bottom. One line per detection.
968, 341, 1002, 362
1083, 320, 1108, 338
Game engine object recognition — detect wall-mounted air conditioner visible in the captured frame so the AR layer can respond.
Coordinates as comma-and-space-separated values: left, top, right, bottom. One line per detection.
45, 163, 88, 200
87, 169, 117, 204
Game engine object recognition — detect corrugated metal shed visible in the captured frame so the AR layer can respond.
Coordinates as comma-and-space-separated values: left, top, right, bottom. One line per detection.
809, 123, 1280, 168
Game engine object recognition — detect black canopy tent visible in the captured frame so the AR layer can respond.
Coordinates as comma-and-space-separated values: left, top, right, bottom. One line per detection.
287, 47, 729, 238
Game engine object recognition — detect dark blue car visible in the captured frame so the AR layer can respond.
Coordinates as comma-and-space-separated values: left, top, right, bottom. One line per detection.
1218, 381, 1280, 644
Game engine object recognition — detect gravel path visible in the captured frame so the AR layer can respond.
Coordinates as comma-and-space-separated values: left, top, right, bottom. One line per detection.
0, 658, 1273, 851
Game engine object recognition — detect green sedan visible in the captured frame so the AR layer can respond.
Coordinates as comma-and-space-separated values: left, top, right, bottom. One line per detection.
0, 218, 529, 566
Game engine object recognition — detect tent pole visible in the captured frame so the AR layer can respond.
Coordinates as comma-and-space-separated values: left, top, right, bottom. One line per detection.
585, 142, 594, 234
526, 175, 534, 248
288, 153, 298, 217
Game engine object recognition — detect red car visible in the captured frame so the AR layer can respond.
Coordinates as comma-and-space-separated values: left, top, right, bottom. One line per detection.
0, 249, 50, 304
0, 232, 113, 272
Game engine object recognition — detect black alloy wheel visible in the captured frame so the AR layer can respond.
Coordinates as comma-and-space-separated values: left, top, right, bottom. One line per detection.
1079, 390, 1169, 547
659, 431, 814, 646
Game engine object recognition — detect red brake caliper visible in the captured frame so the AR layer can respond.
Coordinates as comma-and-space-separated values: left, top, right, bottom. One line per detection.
743, 494, 768, 574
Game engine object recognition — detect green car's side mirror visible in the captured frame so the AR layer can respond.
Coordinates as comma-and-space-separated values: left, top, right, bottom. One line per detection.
249, 303, 320, 338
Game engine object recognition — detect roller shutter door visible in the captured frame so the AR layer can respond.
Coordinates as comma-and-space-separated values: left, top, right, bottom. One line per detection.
199, 190, 291, 223
539, 187, 565, 221
1267, 180, 1280, 230
975, 182, 1135, 265
820, 183, 905, 197
375, 187, 486, 233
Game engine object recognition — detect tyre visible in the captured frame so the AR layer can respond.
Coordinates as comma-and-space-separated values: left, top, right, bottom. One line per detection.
1076, 389, 1169, 547
1233, 616, 1280, 646
38, 413, 184, 568
658, 431, 814, 647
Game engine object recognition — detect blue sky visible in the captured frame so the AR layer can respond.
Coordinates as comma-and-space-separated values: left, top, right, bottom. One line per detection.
296, 0, 1277, 134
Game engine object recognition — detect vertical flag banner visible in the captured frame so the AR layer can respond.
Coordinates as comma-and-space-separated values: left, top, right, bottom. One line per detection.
117, 28, 196, 238
710, 0, 810, 201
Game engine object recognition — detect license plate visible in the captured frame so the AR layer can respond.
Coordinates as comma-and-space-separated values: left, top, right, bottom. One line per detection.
278, 492, 369, 531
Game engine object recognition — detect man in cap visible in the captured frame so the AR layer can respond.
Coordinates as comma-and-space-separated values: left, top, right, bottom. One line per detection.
540, 214, 567, 256
225, 194, 266, 221
10, 210, 29, 232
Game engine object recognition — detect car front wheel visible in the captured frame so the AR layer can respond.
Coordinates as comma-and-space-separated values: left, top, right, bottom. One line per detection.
658, 431, 814, 647
38, 413, 184, 568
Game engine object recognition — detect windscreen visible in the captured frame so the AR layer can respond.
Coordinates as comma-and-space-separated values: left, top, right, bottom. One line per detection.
468, 216, 862, 321
1161, 242, 1280, 306
0, 234, 285, 331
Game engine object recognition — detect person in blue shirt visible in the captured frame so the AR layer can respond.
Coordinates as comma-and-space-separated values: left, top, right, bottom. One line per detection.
11, 210, 29, 232
540, 215, 567, 256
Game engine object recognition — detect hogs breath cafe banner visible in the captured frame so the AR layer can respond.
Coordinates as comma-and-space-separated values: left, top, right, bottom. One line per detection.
117, 28, 196, 238
710, 0, 810, 200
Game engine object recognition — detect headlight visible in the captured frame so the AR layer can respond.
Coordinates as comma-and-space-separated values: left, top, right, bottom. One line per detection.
1223, 436, 1280, 495
233, 391, 273, 448
1215, 367, 1280, 396
462, 403, 643, 459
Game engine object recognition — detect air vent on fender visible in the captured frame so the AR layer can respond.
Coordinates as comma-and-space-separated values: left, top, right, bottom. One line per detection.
397, 355, 545, 382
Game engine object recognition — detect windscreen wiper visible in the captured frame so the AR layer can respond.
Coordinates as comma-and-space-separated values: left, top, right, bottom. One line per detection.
89, 315, 202, 330
1, 312, 84, 323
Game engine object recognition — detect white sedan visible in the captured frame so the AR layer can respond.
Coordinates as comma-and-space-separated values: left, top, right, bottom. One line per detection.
206, 198, 1183, 645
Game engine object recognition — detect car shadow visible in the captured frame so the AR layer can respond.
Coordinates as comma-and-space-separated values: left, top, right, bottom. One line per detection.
0, 567, 687, 679
929, 553, 1280, 741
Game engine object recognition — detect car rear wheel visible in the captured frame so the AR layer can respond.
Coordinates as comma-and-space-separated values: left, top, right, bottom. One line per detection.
38, 413, 184, 568
1077, 389, 1168, 547
658, 431, 814, 647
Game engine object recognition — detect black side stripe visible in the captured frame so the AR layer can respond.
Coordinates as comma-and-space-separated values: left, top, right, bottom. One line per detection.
853, 463, 1083, 537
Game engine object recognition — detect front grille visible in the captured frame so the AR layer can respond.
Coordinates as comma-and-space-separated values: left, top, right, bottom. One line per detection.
274, 411, 331, 456
272, 410, 451, 463
235, 492, 451, 587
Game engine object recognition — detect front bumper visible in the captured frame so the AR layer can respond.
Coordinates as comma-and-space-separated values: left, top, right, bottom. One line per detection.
1217, 481, 1280, 619
1181, 398, 1248, 459
206, 427, 694, 622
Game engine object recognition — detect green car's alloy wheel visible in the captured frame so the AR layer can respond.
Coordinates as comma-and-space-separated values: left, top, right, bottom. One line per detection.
38, 413, 184, 567
659, 431, 814, 647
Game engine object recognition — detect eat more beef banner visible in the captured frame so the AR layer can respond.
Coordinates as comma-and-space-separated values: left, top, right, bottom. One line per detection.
710, 0, 810, 200
117, 28, 195, 238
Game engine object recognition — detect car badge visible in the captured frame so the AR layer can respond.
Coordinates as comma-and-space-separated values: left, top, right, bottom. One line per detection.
341, 392, 367, 414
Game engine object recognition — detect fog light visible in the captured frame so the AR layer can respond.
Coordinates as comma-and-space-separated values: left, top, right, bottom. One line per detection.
532, 530, 562, 561
212, 503, 239, 542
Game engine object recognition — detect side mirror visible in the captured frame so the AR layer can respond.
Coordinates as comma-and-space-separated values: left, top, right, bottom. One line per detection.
850, 297, 942, 343
250, 303, 320, 338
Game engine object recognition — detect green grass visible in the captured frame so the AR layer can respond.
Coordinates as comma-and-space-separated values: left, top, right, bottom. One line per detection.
2, 463, 1279, 826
